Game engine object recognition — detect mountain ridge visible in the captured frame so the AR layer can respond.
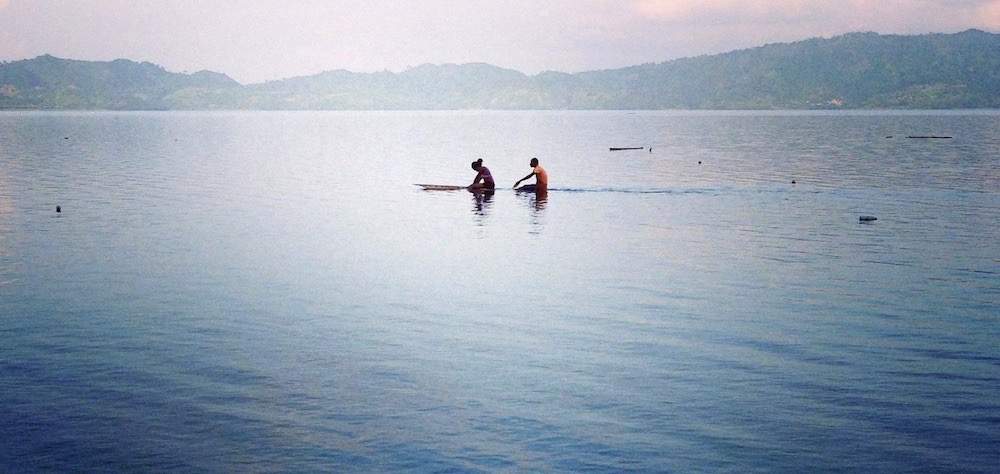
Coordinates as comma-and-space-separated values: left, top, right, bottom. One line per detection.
1, 29, 998, 109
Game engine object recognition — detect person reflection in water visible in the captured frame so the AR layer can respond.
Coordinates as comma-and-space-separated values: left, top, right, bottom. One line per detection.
470, 188, 495, 224
531, 192, 547, 212
513, 157, 547, 197
516, 184, 547, 234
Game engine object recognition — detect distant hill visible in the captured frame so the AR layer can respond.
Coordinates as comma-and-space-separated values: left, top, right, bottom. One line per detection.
0, 55, 240, 109
1, 29, 998, 110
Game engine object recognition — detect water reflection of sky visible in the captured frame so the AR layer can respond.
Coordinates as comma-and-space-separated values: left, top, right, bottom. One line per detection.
1, 111, 998, 472
0, 169, 10, 218
0, 167, 14, 286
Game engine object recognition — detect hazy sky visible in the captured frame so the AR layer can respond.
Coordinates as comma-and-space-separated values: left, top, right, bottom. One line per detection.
1, 0, 998, 83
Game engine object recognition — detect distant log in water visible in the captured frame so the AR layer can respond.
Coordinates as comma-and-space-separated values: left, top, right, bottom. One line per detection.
906, 136, 952, 139
610, 147, 644, 151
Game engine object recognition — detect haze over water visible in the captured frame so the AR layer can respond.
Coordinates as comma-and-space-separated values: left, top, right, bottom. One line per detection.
0, 111, 998, 471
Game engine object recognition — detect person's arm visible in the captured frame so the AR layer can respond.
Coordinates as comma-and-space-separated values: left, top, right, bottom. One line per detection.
513, 171, 534, 188
470, 170, 483, 187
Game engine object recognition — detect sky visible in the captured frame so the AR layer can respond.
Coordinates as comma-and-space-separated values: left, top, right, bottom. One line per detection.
1, 0, 998, 83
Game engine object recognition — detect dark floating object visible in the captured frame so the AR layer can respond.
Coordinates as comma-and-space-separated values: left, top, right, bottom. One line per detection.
791, 180, 796, 184
859, 215, 877, 222
56, 205, 61, 213
610, 147, 644, 151
885, 135, 893, 138
698, 161, 702, 165
907, 136, 952, 139
63, 137, 69, 140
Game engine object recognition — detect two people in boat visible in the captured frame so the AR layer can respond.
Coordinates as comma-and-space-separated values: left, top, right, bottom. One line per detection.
469, 157, 547, 193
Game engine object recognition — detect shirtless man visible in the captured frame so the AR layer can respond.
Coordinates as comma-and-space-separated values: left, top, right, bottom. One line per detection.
513, 158, 547, 193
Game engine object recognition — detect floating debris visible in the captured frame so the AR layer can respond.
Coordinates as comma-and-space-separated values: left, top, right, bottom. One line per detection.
907, 136, 952, 139
859, 215, 877, 222
610, 147, 644, 151
56, 205, 61, 213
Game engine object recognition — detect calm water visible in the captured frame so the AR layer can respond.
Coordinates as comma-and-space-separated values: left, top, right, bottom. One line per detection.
0, 111, 998, 472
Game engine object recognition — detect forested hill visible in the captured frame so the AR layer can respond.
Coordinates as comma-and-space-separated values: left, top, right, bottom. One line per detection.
2, 29, 998, 110
0, 54, 240, 109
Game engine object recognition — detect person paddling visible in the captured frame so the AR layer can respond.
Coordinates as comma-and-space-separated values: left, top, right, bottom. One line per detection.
469, 158, 495, 190
513, 157, 548, 193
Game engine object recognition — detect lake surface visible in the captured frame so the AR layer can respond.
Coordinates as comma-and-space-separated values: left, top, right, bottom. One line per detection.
0, 110, 998, 472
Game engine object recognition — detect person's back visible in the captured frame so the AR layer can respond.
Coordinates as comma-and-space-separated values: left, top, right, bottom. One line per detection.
533, 164, 548, 191
479, 165, 495, 188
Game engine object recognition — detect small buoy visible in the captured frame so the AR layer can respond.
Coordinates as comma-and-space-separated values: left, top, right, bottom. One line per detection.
859, 215, 877, 222
697, 161, 702, 165
56, 205, 61, 213
649, 147, 653, 153
63, 137, 69, 140
791, 180, 796, 184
